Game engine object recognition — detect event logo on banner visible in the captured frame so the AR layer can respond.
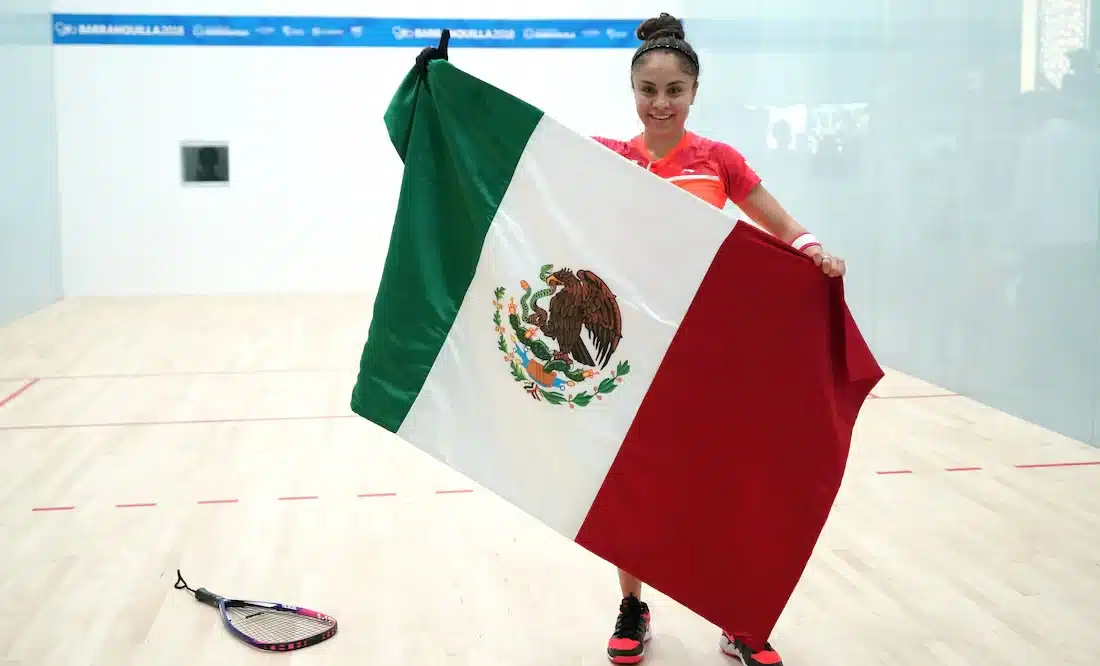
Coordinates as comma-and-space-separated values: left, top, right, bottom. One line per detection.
50, 14, 642, 48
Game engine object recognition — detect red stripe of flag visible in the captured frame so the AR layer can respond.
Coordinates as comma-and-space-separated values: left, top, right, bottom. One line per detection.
575, 223, 883, 653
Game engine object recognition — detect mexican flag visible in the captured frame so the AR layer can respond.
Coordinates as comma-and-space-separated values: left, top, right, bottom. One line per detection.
350, 57, 883, 646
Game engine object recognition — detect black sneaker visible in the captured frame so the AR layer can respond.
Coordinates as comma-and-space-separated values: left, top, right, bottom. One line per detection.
606, 595, 651, 663
719, 630, 783, 665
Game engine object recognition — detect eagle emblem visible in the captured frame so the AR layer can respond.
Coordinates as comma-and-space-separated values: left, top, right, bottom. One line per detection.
493, 264, 631, 408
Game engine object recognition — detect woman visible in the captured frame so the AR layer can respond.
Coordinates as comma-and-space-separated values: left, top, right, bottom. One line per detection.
594, 13, 845, 666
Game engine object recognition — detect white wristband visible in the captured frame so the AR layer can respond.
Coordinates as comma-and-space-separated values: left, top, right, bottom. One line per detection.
791, 233, 821, 253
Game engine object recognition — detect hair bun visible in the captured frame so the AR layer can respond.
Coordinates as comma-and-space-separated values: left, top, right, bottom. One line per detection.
636, 12, 685, 42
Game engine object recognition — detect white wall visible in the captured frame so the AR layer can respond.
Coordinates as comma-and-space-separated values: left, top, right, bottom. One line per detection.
53, 0, 681, 296
0, 0, 62, 324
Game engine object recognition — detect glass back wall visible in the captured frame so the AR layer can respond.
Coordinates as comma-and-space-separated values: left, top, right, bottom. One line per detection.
683, 0, 1100, 444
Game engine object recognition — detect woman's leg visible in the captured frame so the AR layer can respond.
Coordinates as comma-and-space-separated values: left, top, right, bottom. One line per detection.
618, 568, 643, 599
607, 569, 651, 663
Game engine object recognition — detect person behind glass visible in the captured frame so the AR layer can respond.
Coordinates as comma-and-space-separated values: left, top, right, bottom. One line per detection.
193, 147, 223, 182
591, 13, 846, 666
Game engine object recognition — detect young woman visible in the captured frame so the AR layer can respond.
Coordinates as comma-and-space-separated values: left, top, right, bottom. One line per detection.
593, 13, 846, 666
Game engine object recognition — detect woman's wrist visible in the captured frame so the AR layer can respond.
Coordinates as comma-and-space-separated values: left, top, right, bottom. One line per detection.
791, 233, 822, 255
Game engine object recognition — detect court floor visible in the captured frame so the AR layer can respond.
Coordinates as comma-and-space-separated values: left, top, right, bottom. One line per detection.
1, 295, 1098, 665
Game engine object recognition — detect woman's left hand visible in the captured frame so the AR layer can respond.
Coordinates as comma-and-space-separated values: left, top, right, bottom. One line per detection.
808, 247, 846, 278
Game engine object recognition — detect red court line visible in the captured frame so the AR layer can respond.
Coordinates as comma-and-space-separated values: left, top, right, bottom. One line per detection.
0, 414, 358, 431
0, 368, 346, 382
0, 378, 40, 409
1014, 461, 1100, 469
875, 462, 1100, 474
21, 457, 1095, 515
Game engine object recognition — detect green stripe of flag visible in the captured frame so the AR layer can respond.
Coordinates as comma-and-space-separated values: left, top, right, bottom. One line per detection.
350, 61, 545, 431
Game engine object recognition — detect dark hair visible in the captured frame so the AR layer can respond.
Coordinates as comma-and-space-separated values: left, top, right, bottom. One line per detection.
631, 13, 700, 79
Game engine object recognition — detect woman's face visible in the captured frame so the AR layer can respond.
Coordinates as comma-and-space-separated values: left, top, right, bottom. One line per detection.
631, 51, 697, 138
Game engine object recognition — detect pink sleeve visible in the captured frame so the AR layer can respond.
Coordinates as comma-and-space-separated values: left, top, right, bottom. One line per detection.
591, 136, 631, 157
714, 142, 761, 203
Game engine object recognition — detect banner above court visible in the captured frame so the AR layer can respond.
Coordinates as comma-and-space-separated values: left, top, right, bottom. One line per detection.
50, 14, 643, 48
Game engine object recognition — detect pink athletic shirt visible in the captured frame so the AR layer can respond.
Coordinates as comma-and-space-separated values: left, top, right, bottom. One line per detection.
592, 131, 761, 209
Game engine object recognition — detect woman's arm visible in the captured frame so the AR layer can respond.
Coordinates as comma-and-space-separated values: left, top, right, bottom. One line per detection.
738, 183, 845, 277
738, 183, 811, 247
716, 143, 824, 256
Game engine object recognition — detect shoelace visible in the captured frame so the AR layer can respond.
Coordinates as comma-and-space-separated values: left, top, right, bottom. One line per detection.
612, 599, 645, 638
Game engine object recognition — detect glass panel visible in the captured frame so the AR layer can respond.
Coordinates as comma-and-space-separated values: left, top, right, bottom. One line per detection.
0, 0, 61, 325
682, 0, 1100, 444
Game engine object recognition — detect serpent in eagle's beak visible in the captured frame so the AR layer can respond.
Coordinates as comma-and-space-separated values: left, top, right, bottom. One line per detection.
546, 275, 562, 286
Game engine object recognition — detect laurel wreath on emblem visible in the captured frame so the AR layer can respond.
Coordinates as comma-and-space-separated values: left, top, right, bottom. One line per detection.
493, 264, 630, 408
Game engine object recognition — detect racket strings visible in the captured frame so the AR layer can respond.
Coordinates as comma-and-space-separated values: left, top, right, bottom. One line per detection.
226, 606, 333, 644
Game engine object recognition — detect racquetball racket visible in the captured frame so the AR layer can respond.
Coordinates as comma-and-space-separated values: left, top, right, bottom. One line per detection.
174, 569, 337, 651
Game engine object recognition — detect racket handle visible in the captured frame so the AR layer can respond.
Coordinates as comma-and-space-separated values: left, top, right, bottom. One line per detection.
194, 587, 221, 606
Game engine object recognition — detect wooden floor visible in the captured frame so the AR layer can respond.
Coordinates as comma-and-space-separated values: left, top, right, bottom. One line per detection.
1, 295, 1098, 665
